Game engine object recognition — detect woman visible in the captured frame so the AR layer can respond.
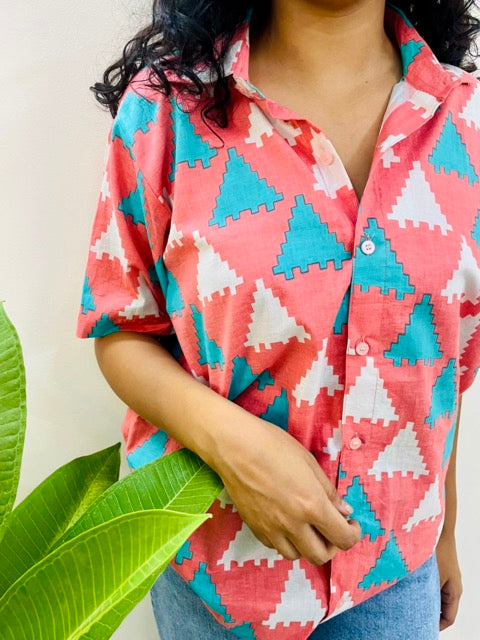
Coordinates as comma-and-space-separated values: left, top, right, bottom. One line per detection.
76, 1, 480, 638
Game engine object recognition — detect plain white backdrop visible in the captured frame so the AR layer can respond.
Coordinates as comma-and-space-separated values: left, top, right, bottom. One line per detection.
1, 2, 479, 639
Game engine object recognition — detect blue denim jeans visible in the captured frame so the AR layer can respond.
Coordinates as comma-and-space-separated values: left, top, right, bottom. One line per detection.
150, 551, 440, 640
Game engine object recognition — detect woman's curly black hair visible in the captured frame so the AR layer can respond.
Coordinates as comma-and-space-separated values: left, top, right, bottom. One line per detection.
92, 0, 480, 129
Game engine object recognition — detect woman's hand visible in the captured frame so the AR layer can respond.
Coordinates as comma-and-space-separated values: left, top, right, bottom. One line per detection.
212, 415, 362, 566
436, 533, 463, 631
93, 332, 360, 565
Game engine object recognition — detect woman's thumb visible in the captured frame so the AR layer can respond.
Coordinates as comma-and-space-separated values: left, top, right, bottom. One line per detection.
336, 498, 354, 518
320, 477, 354, 518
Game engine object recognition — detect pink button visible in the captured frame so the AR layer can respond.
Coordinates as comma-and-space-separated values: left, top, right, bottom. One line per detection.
319, 149, 334, 165
349, 436, 363, 450
355, 340, 370, 356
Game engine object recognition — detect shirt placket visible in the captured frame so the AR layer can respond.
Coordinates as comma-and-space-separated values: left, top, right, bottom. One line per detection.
324, 79, 468, 617
232, 49, 471, 621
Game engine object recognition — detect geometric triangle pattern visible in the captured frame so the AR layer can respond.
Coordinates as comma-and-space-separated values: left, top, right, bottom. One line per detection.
342, 476, 386, 541
358, 530, 409, 590
262, 560, 327, 630
383, 293, 443, 366
75, 2, 480, 637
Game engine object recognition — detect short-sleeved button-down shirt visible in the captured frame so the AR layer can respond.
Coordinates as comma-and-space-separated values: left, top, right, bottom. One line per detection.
76, 1, 480, 637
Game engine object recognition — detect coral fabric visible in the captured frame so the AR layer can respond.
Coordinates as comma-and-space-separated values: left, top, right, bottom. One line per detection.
76, 2, 480, 638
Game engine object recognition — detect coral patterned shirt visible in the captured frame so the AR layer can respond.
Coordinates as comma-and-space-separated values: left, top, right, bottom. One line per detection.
76, 2, 480, 638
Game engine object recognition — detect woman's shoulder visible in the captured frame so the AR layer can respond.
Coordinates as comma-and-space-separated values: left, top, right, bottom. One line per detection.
120, 59, 213, 103
117, 64, 178, 114
111, 65, 184, 199
115, 62, 213, 135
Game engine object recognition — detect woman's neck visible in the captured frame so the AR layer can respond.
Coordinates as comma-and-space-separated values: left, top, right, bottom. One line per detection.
249, 0, 401, 94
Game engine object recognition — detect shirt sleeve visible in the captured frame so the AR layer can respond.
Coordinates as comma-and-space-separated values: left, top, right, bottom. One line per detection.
458, 315, 480, 394
75, 85, 174, 339
458, 228, 480, 394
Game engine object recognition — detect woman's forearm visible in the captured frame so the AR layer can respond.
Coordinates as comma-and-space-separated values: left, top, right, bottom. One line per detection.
441, 393, 462, 538
93, 331, 264, 474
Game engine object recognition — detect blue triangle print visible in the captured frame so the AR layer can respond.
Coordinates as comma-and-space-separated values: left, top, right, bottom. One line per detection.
384, 293, 443, 366
358, 530, 408, 590
273, 194, 351, 279
189, 561, 233, 623
87, 313, 120, 338
429, 111, 479, 186
209, 148, 283, 228
424, 358, 457, 428
169, 96, 218, 181
81, 276, 96, 314
112, 91, 159, 160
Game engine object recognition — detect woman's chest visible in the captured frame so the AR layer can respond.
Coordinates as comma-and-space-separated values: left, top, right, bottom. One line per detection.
152, 93, 480, 399
161, 105, 479, 339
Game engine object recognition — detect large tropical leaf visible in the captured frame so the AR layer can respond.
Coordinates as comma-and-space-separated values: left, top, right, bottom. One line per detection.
0, 443, 120, 596
0, 509, 210, 640
55, 447, 223, 548
0, 300, 26, 543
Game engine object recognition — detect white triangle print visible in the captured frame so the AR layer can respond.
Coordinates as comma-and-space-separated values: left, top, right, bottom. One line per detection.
380, 132, 407, 153
368, 421, 429, 480
245, 103, 274, 147
387, 160, 453, 235
371, 370, 400, 425
263, 559, 326, 629
322, 421, 343, 461
216, 487, 238, 512
459, 82, 480, 130
441, 63, 466, 79
330, 591, 354, 618
378, 82, 438, 155
262, 113, 302, 146
292, 338, 343, 407
402, 474, 442, 532
90, 208, 129, 272
220, 38, 243, 77
100, 169, 110, 201
118, 273, 161, 320
343, 356, 398, 425
166, 222, 184, 253
441, 235, 480, 304
343, 356, 377, 422
245, 278, 311, 352
376, 84, 416, 155
192, 230, 244, 303
159, 186, 173, 210
381, 147, 402, 169
459, 312, 480, 359
193, 37, 243, 82
217, 521, 283, 571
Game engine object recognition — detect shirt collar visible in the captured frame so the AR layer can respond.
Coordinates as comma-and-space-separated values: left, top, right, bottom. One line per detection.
222, 1, 476, 103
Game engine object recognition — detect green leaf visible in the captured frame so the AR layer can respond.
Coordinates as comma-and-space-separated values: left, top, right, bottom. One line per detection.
0, 509, 210, 640
0, 300, 27, 543
56, 447, 223, 548
0, 443, 120, 596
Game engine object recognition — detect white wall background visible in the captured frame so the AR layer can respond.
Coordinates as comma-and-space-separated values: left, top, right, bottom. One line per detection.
1, 2, 479, 639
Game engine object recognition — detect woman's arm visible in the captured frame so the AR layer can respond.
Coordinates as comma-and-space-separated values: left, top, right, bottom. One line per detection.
436, 393, 463, 631
441, 394, 461, 537
94, 331, 257, 474
93, 331, 361, 564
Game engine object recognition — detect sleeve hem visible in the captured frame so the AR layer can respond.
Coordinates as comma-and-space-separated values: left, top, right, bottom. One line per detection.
76, 319, 175, 339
